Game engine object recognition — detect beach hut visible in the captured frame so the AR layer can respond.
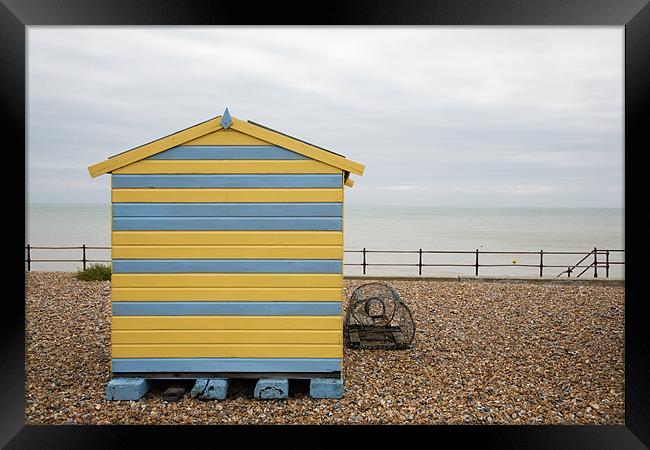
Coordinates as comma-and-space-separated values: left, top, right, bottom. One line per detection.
88, 109, 364, 400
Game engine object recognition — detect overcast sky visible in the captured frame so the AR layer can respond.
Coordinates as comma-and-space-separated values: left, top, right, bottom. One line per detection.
27, 27, 623, 207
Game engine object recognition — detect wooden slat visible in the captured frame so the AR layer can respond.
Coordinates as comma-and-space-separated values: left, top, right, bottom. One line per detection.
111, 259, 342, 274
111, 188, 343, 203
111, 301, 342, 316
111, 357, 341, 373
111, 343, 342, 358
88, 116, 223, 178
112, 160, 341, 174
112, 315, 342, 330
112, 202, 342, 217
112, 245, 343, 259
112, 329, 342, 344
111, 273, 343, 288
111, 174, 341, 188
111, 230, 343, 246
112, 217, 343, 231
147, 145, 308, 160
111, 287, 342, 301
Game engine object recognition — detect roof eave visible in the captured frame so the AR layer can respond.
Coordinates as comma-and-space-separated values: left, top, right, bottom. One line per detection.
87, 114, 366, 178
231, 118, 365, 176
88, 115, 224, 178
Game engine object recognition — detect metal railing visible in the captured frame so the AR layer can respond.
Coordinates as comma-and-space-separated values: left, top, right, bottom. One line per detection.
24, 245, 111, 272
346, 247, 624, 278
25, 245, 624, 278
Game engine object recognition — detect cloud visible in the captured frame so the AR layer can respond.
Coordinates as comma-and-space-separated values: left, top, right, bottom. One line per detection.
27, 27, 623, 206
370, 185, 435, 192
442, 184, 554, 194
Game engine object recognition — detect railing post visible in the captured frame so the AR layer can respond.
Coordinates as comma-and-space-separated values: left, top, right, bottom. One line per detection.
606, 250, 610, 278
418, 248, 423, 276
475, 249, 479, 277
362, 248, 367, 275
593, 247, 598, 278
82, 244, 87, 271
540, 250, 544, 277
26, 244, 31, 272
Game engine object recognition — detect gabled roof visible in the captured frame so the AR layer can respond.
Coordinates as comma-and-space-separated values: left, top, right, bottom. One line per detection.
88, 110, 365, 186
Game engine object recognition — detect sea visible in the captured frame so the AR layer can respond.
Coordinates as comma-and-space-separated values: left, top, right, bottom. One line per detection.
25, 203, 625, 278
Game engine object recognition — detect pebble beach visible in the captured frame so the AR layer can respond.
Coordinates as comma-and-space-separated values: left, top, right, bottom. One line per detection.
25, 272, 624, 425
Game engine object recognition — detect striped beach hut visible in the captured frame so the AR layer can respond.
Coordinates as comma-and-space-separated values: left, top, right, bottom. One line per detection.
88, 109, 364, 400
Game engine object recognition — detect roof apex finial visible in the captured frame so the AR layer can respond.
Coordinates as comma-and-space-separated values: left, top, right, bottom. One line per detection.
221, 107, 232, 129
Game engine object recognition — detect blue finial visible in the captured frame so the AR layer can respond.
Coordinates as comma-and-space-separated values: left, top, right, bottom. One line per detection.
221, 107, 232, 129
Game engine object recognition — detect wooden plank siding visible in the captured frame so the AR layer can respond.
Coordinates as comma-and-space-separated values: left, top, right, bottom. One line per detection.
111, 259, 342, 273
111, 174, 342, 188
112, 217, 342, 231
111, 344, 342, 359
111, 301, 342, 316
111, 245, 343, 259
112, 230, 343, 246
110, 143, 344, 374
112, 315, 342, 330
111, 287, 342, 301
112, 160, 341, 174
111, 358, 341, 373
112, 202, 342, 217
111, 273, 343, 288
112, 188, 342, 203
146, 145, 309, 160
112, 330, 342, 344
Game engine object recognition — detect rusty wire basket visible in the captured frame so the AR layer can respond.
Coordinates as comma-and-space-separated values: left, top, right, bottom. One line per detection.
344, 283, 415, 350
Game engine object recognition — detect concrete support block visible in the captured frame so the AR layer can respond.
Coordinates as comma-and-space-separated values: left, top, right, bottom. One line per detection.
309, 377, 344, 399
254, 378, 289, 399
190, 378, 229, 400
106, 378, 151, 401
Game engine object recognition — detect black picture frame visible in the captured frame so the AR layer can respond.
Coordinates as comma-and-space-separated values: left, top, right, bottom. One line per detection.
3, 1, 648, 448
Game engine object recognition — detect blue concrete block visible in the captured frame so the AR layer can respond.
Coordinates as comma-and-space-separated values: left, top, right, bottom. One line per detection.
190, 378, 229, 400
254, 378, 289, 399
106, 378, 151, 401
309, 377, 344, 399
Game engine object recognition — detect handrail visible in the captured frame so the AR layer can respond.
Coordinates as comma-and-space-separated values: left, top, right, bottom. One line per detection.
557, 247, 618, 278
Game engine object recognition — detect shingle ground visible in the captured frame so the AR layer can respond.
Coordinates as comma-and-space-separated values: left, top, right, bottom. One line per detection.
25, 272, 624, 424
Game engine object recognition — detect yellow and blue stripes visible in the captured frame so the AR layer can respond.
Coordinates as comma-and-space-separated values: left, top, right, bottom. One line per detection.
112, 202, 342, 231
112, 231, 343, 246
110, 143, 343, 374
111, 273, 342, 288
112, 301, 342, 316
112, 160, 341, 175
111, 358, 341, 373
112, 217, 342, 231
112, 202, 342, 216
111, 287, 342, 301
146, 145, 310, 160
112, 259, 342, 273
111, 174, 341, 188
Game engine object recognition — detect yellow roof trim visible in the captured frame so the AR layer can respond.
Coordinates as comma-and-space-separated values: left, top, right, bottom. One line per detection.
231, 118, 365, 176
88, 113, 365, 178
88, 116, 224, 178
